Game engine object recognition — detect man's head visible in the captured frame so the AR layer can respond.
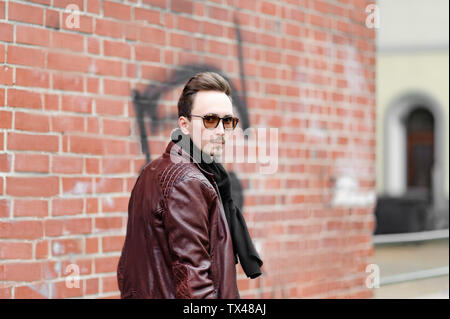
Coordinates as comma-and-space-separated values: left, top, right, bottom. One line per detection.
177, 72, 238, 157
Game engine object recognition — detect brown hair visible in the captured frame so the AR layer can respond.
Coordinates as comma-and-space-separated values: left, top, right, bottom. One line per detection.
177, 72, 232, 119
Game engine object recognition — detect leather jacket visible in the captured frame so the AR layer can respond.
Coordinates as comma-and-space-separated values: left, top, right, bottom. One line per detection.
117, 140, 239, 298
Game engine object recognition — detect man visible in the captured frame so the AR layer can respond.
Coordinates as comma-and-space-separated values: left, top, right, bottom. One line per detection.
117, 72, 263, 299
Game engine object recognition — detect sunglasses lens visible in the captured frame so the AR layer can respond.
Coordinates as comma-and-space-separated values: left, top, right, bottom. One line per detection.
203, 115, 220, 128
223, 117, 234, 129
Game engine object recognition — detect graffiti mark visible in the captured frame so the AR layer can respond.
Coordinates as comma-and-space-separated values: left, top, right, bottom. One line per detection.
132, 15, 250, 163
131, 15, 250, 211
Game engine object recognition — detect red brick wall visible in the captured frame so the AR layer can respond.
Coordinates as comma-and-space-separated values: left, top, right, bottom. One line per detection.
0, 0, 376, 298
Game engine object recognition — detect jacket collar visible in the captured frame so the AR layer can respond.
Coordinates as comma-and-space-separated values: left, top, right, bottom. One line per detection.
164, 138, 216, 182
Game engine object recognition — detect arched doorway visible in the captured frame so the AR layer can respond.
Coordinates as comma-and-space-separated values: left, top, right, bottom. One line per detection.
406, 107, 435, 203
378, 92, 447, 233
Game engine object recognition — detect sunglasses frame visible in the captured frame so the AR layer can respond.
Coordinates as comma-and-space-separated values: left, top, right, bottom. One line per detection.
190, 114, 239, 130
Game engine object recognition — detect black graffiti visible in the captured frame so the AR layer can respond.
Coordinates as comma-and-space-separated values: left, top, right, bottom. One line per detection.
131, 15, 250, 211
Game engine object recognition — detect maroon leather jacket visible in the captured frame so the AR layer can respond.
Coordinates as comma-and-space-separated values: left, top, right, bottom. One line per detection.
117, 140, 239, 298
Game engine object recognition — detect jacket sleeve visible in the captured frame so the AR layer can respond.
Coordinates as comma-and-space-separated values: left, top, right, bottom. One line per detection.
163, 176, 217, 299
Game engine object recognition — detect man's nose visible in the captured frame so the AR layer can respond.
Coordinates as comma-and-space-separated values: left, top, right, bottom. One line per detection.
215, 120, 225, 135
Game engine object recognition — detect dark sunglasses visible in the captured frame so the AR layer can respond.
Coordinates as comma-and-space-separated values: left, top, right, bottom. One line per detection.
190, 114, 239, 130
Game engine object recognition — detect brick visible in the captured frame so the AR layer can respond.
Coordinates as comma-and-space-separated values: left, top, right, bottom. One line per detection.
69, 135, 104, 155
102, 235, 125, 253
102, 118, 131, 136
87, 37, 100, 55
202, 21, 223, 37
92, 58, 123, 77
94, 256, 119, 273
52, 155, 83, 174
0, 45, 5, 63
1, 262, 42, 282
95, 177, 123, 193
14, 153, 49, 173
101, 196, 128, 213
0, 242, 33, 259
47, 52, 91, 72
85, 278, 99, 295
51, 114, 85, 133
103, 40, 131, 59
52, 72, 84, 92
15, 282, 51, 299
124, 22, 139, 41
15, 111, 50, 132
52, 198, 84, 216
61, 95, 93, 113
101, 158, 130, 174
0, 110, 11, 129
0, 153, 11, 172
208, 5, 230, 21
44, 218, 91, 237
7, 88, 43, 109
95, 18, 123, 38
101, 275, 119, 293
170, 0, 194, 14
0, 220, 43, 240
94, 216, 122, 232
6, 45, 45, 68
8, 2, 44, 25
85, 157, 100, 174
35, 240, 49, 259
134, 44, 160, 62
15, 68, 50, 88
0, 65, 13, 85
62, 177, 94, 195
14, 199, 48, 218
170, 32, 194, 50
7, 132, 58, 152
103, 1, 131, 20
142, 0, 166, 9
0, 285, 12, 299
44, 93, 59, 111
95, 98, 126, 116
52, 280, 84, 299
86, 77, 100, 94
86, 198, 98, 214
16, 25, 50, 46
0, 23, 13, 42
51, 238, 82, 256
87, 0, 101, 14
50, 30, 84, 52
0, 199, 10, 218
139, 26, 165, 45
85, 237, 99, 254
134, 7, 160, 25
6, 176, 59, 197
45, 9, 60, 29
103, 79, 130, 97
86, 116, 100, 133
141, 65, 167, 82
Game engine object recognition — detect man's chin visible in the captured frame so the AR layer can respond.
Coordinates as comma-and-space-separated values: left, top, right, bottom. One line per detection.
209, 144, 224, 158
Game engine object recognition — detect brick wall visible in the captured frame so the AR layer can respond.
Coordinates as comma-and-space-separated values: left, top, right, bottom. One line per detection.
0, 0, 376, 298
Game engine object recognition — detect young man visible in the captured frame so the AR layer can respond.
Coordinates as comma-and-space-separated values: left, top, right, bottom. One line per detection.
117, 72, 262, 299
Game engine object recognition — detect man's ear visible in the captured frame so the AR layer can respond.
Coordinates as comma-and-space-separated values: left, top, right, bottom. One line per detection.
178, 116, 190, 135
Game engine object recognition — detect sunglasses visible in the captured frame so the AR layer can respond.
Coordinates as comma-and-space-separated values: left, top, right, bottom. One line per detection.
190, 113, 239, 130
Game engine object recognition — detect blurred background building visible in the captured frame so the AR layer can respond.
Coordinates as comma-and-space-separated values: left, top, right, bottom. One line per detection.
374, 0, 449, 298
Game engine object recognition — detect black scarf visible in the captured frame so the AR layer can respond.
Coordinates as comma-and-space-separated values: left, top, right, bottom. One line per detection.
170, 128, 263, 279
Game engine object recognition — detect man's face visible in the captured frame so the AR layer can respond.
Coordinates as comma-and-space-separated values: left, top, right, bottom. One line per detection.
180, 90, 234, 157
